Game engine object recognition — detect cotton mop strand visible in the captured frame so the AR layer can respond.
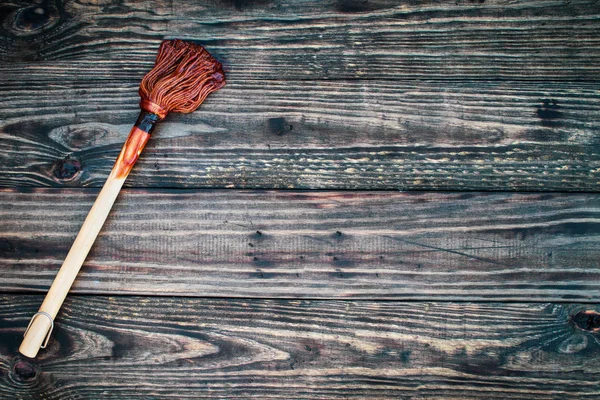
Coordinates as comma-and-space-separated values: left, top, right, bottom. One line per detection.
20, 39, 226, 358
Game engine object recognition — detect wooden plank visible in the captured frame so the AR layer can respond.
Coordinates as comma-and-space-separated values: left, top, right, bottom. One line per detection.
1, 189, 599, 301
2, 295, 600, 399
1, 80, 599, 190
1, 0, 600, 80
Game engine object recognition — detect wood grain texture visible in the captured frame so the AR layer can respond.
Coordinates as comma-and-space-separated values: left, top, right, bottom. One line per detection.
2, 0, 599, 397
2, 189, 599, 301
1, 79, 599, 190
2, 295, 600, 399
0, 0, 599, 80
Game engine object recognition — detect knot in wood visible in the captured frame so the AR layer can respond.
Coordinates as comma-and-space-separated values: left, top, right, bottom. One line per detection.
52, 157, 81, 181
572, 310, 600, 333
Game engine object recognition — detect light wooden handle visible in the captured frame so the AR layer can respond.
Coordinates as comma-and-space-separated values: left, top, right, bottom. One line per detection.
20, 125, 151, 358
19, 174, 126, 357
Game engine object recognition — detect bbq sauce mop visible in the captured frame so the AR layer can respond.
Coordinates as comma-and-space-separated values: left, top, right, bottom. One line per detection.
20, 40, 225, 358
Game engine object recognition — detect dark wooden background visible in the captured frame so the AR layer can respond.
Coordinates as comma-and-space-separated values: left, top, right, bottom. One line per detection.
1, 0, 600, 398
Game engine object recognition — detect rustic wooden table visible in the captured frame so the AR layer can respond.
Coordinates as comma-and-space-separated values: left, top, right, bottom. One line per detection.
1, 1, 600, 398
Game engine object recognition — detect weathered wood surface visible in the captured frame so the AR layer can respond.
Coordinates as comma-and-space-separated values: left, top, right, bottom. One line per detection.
2, 0, 600, 398
2, 189, 599, 301
1, 80, 599, 190
1, 0, 600, 191
1, 0, 600, 81
1, 295, 600, 399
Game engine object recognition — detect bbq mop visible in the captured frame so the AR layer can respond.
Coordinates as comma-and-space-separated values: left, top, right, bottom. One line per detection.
20, 39, 226, 358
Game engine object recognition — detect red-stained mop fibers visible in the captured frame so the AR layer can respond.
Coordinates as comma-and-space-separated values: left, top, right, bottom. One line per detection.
139, 39, 226, 120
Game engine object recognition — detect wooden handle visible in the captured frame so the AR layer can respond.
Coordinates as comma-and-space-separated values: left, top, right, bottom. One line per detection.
20, 124, 151, 358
